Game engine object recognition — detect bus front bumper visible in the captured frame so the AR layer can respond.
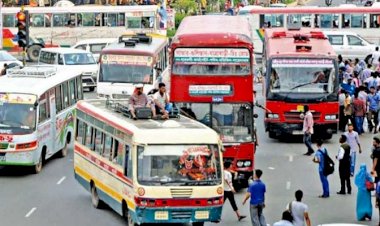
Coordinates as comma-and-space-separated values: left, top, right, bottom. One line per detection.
132, 206, 223, 224
0, 151, 36, 166
266, 122, 338, 137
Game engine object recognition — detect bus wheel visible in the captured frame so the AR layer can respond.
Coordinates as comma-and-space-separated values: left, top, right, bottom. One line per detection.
268, 131, 277, 139
193, 222, 205, 226
59, 134, 71, 158
91, 184, 105, 209
32, 152, 44, 174
27, 45, 42, 62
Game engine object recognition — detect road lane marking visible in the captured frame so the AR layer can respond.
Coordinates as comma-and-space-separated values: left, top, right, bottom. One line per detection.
57, 176, 66, 185
289, 155, 293, 162
286, 181, 291, 190
25, 207, 37, 218
268, 167, 275, 170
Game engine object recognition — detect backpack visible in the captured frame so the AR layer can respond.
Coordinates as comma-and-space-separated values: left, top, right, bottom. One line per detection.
319, 149, 334, 176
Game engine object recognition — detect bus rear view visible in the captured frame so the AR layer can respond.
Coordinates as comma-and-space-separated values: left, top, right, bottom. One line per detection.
263, 28, 339, 140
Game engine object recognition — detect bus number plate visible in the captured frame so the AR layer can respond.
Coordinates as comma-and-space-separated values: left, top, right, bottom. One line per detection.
0, 154, 5, 162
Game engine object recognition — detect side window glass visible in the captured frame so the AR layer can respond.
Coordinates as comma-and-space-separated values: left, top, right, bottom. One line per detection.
62, 82, 69, 109
55, 85, 63, 113
77, 77, 83, 100
95, 129, 103, 155
348, 35, 363, 46
76, 120, 85, 144
75, 44, 87, 51
84, 126, 94, 150
69, 79, 76, 105
103, 135, 112, 159
58, 54, 64, 65
328, 35, 343, 45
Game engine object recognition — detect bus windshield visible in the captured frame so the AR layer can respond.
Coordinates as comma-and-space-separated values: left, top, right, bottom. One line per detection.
137, 144, 222, 186
268, 58, 336, 95
99, 64, 153, 84
180, 103, 253, 143
0, 103, 36, 132
64, 53, 96, 65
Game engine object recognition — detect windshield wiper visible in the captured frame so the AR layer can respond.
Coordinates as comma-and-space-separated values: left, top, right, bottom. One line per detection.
282, 82, 314, 101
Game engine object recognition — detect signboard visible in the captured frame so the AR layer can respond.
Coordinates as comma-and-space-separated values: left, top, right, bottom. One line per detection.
0, 1, 2, 50
189, 85, 232, 96
0, 93, 37, 104
174, 48, 250, 65
101, 54, 152, 66
272, 58, 334, 68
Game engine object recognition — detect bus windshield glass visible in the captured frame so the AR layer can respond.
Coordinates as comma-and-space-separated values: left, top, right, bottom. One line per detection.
0, 93, 37, 133
64, 53, 96, 65
99, 54, 153, 84
137, 144, 222, 186
269, 58, 336, 95
172, 48, 251, 75
180, 103, 253, 143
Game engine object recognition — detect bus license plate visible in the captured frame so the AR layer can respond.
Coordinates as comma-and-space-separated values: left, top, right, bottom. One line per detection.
292, 130, 304, 135
0, 154, 5, 162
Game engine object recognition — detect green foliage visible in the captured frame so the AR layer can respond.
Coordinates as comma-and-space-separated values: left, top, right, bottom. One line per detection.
167, 29, 177, 37
173, 0, 198, 14
175, 13, 187, 29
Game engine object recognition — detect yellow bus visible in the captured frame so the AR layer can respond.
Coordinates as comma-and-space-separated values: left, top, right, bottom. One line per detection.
74, 99, 224, 226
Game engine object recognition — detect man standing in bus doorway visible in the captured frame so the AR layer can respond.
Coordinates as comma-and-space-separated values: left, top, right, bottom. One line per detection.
223, 162, 247, 222
303, 105, 315, 156
243, 169, 266, 226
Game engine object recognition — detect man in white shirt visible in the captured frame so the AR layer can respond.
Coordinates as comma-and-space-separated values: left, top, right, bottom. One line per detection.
223, 162, 246, 221
286, 190, 311, 226
303, 105, 314, 155
372, 47, 380, 69
344, 124, 362, 176
153, 82, 170, 119
273, 211, 294, 226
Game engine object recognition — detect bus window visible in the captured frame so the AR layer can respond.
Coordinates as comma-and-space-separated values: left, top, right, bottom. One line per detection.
80, 13, 95, 26
320, 14, 333, 28
76, 119, 85, 144
31, 14, 45, 27
95, 13, 102, 26
264, 14, 284, 27
53, 13, 70, 27
45, 14, 52, 27
3, 14, 15, 27
351, 14, 363, 28
39, 100, 48, 123
107, 13, 118, 27
85, 125, 94, 150
127, 145, 132, 178
127, 17, 141, 28
103, 135, 112, 159
118, 13, 125, 26
111, 139, 123, 164
55, 85, 63, 113
76, 77, 83, 100
370, 14, 380, 28
62, 82, 69, 109
69, 79, 76, 104
95, 129, 103, 155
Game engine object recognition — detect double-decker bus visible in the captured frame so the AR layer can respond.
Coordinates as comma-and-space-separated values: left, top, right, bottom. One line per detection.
97, 33, 169, 99
74, 99, 224, 226
0, 66, 83, 173
170, 15, 255, 188
1, 5, 168, 61
238, 4, 380, 53
263, 28, 339, 140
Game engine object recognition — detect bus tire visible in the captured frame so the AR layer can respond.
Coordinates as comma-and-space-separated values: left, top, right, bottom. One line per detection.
91, 183, 105, 209
193, 222, 205, 226
59, 133, 71, 158
27, 45, 42, 62
268, 131, 276, 139
32, 148, 45, 174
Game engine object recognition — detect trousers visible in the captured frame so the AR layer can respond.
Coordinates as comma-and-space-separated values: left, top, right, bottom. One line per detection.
319, 170, 329, 197
250, 204, 266, 226
224, 190, 238, 211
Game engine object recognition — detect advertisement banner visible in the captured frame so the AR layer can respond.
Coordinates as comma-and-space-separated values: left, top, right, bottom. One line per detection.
174, 48, 250, 65
189, 85, 232, 95
272, 58, 334, 68
101, 54, 152, 66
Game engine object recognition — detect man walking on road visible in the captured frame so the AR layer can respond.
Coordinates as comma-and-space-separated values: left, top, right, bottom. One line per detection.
344, 123, 362, 176
313, 140, 330, 198
286, 190, 311, 226
303, 105, 314, 156
223, 162, 246, 221
371, 136, 380, 183
337, 135, 352, 195
243, 169, 266, 226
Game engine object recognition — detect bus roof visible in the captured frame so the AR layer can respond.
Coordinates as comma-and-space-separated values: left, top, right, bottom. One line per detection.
76, 99, 220, 144
0, 66, 81, 97
265, 28, 336, 58
2, 5, 159, 14
249, 5, 380, 14
172, 16, 253, 47
102, 36, 168, 57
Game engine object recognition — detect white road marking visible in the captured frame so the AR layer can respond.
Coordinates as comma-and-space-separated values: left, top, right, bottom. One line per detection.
286, 181, 291, 190
289, 155, 293, 162
57, 176, 66, 185
268, 167, 275, 170
25, 207, 37, 218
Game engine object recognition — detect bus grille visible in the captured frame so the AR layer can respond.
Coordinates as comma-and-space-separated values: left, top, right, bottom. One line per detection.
170, 188, 193, 198
171, 210, 192, 220
284, 111, 321, 121
0, 143, 8, 149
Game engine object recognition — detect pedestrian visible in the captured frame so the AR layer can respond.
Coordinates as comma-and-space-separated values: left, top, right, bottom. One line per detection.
371, 136, 380, 183
344, 123, 362, 176
342, 91, 352, 131
302, 105, 314, 156
286, 190, 311, 226
372, 46, 380, 70
223, 161, 247, 221
367, 86, 380, 133
273, 211, 294, 226
313, 140, 330, 198
376, 180, 380, 226
360, 64, 372, 85
339, 90, 347, 132
336, 134, 352, 195
352, 92, 366, 135
243, 169, 266, 226
354, 164, 373, 221
1, 63, 7, 76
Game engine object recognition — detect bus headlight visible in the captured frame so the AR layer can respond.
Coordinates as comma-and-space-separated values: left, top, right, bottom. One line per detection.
244, 161, 251, 167
137, 187, 145, 196
267, 113, 279, 119
325, 115, 336, 120
236, 161, 244, 167
217, 187, 223, 195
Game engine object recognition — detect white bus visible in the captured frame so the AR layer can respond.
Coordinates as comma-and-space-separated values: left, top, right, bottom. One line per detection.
2, 5, 167, 61
0, 66, 83, 173
74, 99, 224, 226
97, 33, 169, 99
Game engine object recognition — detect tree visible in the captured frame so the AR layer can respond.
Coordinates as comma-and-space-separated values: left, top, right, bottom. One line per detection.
172, 0, 197, 14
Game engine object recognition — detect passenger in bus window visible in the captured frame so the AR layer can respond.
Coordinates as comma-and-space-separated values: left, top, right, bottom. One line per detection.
129, 84, 157, 120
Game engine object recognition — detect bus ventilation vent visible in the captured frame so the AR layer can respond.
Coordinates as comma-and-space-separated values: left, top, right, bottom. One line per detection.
7, 66, 57, 78
170, 188, 193, 198
118, 33, 152, 47
296, 45, 312, 52
293, 34, 309, 43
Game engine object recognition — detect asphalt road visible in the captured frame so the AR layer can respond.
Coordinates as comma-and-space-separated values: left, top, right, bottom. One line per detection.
0, 86, 378, 226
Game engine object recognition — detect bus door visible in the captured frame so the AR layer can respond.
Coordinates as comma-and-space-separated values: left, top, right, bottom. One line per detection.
49, 88, 57, 154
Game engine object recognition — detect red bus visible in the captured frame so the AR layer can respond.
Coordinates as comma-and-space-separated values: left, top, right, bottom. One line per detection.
263, 28, 339, 140
170, 15, 255, 187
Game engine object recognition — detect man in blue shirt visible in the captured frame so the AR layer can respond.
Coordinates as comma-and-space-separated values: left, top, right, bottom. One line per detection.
313, 140, 329, 198
243, 169, 266, 226
367, 86, 380, 133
